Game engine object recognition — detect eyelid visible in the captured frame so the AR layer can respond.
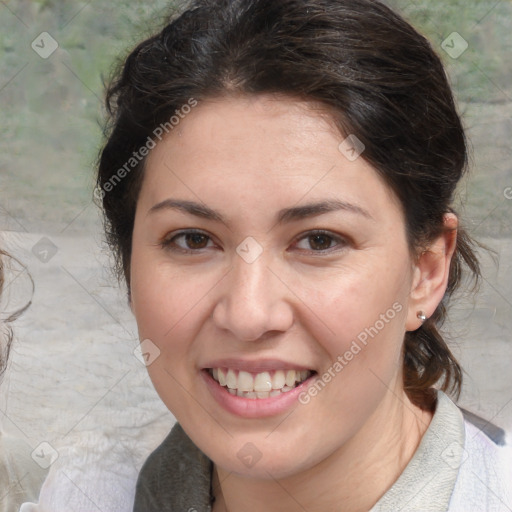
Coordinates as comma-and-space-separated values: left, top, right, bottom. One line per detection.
161, 228, 349, 255
160, 228, 217, 253
291, 229, 349, 254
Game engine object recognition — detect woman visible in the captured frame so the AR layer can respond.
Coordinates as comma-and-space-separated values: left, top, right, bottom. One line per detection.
96, 0, 512, 510
0, 249, 48, 511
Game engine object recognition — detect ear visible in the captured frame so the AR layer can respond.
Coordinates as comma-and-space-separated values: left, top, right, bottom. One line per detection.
405, 213, 458, 331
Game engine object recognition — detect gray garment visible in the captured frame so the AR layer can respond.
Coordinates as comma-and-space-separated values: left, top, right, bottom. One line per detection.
134, 424, 213, 512
0, 433, 48, 512
132, 391, 496, 512
370, 390, 464, 511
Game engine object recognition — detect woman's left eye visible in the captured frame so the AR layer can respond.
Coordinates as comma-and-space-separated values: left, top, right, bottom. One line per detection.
293, 230, 348, 253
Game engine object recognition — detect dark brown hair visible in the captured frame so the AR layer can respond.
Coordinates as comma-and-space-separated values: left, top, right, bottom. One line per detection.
96, 0, 482, 410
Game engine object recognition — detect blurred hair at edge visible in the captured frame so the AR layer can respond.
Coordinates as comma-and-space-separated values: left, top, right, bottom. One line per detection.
95, 0, 483, 412
0, 249, 31, 377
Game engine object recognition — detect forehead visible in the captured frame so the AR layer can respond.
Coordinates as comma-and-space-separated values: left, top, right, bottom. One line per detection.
141, 94, 401, 221
147, 95, 339, 173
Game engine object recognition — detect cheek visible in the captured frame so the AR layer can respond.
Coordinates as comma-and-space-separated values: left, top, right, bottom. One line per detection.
129, 255, 208, 417
307, 257, 409, 340
130, 239, 206, 337
129, 246, 227, 394
129, 245, 190, 364
303, 257, 410, 392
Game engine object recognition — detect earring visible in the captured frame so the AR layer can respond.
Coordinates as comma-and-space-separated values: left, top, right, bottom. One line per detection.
417, 311, 427, 323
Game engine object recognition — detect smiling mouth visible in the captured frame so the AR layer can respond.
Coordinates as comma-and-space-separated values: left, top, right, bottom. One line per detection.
207, 368, 315, 399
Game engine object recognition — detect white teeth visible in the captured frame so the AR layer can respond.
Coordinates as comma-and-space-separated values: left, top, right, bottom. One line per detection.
254, 372, 272, 392
226, 369, 237, 389
218, 368, 227, 387
210, 367, 312, 398
272, 370, 286, 389
285, 370, 297, 387
238, 371, 254, 392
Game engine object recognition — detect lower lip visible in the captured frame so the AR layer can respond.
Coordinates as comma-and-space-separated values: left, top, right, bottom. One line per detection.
201, 370, 315, 419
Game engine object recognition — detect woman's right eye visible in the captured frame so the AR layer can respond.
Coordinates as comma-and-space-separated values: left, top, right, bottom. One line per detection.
161, 230, 215, 254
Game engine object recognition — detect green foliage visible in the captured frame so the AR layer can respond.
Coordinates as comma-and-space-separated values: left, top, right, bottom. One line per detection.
388, 0, 512, 103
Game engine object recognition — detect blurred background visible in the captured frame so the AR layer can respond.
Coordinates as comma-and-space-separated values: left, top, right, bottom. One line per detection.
0, 0, 511, 501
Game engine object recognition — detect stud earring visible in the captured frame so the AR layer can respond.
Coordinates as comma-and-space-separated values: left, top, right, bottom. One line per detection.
417, 311, 427, 323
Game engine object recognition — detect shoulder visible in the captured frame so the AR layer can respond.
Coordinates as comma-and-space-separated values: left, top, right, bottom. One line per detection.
448, 414, 512, 511
133, 423, 212, 512
19, 429, 140, 512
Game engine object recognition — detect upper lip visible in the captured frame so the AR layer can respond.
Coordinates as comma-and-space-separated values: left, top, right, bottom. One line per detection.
202, 358, 315, 373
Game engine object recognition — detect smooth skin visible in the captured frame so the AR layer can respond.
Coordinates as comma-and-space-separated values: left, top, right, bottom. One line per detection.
130, 94, 458, 512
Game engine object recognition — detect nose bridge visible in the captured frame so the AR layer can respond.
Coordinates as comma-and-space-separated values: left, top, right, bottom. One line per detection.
233, 250, 272, 302
212, 244, 293, 341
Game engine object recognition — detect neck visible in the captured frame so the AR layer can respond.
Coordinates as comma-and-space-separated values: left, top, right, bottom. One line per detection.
212, 388, 433, 512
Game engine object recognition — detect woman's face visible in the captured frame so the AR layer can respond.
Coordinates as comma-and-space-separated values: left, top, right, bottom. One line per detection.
130, 95, 419, 478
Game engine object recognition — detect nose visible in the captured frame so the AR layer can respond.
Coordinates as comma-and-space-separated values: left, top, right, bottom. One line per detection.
211, 250, 294, 342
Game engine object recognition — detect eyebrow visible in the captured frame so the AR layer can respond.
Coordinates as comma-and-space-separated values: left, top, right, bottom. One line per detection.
148, 198, 373, 224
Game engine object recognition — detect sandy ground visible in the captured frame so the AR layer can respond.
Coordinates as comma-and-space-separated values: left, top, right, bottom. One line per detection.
0, 227, 176, 475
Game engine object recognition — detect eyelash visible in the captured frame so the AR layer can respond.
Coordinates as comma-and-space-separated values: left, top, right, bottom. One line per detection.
160, 229, 349, 255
